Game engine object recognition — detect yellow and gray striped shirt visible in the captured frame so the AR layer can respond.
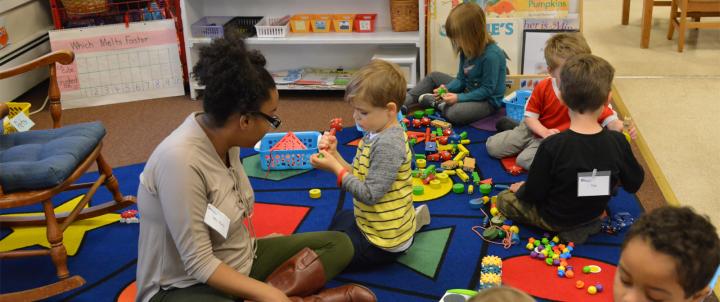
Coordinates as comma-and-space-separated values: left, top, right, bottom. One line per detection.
341, 125, 415, 249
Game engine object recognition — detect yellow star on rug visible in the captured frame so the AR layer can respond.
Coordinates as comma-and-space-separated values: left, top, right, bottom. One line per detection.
0, 195, 120, 256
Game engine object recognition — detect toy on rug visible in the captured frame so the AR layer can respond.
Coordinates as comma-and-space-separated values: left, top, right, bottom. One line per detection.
439, 289, 478, 301
500, 156, 525, 176
600, 211, 635, 234
120, 210, 139, 223
478, 255, 502, 290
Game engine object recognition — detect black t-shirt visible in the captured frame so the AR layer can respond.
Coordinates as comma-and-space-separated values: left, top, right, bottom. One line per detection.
516, 128, 644, 227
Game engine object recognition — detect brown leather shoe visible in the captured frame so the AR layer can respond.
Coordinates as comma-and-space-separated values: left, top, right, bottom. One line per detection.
265, 247, 326, 297
296, 284, 377, 302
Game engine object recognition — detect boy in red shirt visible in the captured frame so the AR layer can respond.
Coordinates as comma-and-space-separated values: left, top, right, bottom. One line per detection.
487, 33, 635, 169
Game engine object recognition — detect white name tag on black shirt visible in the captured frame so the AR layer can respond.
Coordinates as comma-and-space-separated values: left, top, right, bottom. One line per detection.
205, 204, 230, 239
578, 169, 611, 197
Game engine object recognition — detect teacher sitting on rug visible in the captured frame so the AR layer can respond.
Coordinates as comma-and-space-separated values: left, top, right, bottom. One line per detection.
135, 34, 375, 302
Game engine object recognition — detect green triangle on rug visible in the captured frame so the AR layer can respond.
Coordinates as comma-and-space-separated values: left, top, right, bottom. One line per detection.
396, 227, 453, 279
243, 154, 311, 181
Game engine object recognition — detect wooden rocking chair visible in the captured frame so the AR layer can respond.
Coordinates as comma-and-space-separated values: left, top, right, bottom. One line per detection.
0, 50, 136, 301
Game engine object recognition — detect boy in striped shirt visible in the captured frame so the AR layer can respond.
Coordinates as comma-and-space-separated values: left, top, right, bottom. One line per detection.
311, 60, 431, 269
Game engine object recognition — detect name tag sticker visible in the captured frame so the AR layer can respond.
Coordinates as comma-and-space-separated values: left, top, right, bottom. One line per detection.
204, 204, 230, 239
578, 169, 611, 197
9, 111, 34, 132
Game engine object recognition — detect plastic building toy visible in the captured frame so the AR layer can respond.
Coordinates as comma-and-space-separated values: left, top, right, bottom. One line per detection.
438, 151, 453, 161
500, 156, 526, 176
601, 212, 635, 234
424, 108, 435, 116
436, 172, 449, 183
462, 157, 476, 172
416, 159, 427, 168
437, 86, 447, 97
442, 128, 453, 137
437, 136, 449, 145
452, 183, 465, 194
431, 120, 452, 129
413, 186, 424, 195
412, 119, 422, 128
469, 197, 484, 209
420, 116, 431, 126
413, 110, 425, 119
309, 188, 322, 199
467, 185, 474, 194
472, 172, 481, 184
120, 210, 139, 223
455, 169, 469, 182
425, 142, 437, 154
441, 160, 458, 170
479, 183, 492, 195
429, 179, 441, 189
478, 255, 502, 290
329, 118, 343, 136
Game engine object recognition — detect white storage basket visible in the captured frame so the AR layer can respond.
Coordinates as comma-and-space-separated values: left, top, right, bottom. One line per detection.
255, 15, 290, 38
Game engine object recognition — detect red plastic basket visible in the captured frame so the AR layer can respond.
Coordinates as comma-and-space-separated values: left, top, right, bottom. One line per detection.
354, 13, 377, 32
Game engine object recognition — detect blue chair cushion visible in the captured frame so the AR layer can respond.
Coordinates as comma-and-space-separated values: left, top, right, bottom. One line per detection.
0, 122, 106, 193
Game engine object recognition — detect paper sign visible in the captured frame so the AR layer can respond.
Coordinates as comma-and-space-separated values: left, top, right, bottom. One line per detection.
578, 169, 611, 197
205, 204, 230, 239
49, 19, 183, 109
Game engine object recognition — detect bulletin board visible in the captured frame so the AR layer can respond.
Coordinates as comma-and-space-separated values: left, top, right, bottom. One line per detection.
49, 19, 183, 109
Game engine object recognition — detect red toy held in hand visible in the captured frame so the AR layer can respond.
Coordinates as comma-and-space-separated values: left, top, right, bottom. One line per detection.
319, 118, 343, 156
329, 118, 343, 136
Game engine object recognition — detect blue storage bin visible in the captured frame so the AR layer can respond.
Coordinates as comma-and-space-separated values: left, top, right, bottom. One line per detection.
503, 89, 531, 122
256, 131, 321, 170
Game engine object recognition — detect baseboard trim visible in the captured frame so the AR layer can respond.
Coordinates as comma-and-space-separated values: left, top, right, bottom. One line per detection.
611, 84, 680, 207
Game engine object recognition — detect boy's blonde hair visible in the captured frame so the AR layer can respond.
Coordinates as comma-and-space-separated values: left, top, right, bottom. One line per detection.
544, 32, 591, 71
445, 2, 494, 59
468, 287, 535, 302
344, 59, 406, 109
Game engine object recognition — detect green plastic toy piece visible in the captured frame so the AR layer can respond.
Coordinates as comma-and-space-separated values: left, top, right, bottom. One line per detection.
483, 228, 498, 240
413, 186, 425, 195
412, 170, 422, 178
437, 86, 447, 96
472, 172, 480, 183
460, 131, 468, 139
413, 110, 424, 119
480, 184, 492, 195
425, 108, 435, 116
415, 154, 426, 160
452, 183, 465, 194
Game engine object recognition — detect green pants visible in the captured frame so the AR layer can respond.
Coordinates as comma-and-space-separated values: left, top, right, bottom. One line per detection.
149, 231, 353, 302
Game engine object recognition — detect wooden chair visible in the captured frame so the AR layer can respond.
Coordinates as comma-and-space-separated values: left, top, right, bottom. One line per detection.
0, 50, 136, 301
623, 0, 671, 25
667, 0, 720, 51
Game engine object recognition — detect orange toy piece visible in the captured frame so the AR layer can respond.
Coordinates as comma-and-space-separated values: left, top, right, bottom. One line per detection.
500, 156, 526, 176
269, 131, 307, 151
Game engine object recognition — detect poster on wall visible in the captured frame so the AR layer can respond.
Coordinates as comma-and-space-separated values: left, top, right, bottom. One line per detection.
521, 30, 576, 74
49, 19, 183, 109
483, 0, 570, 18
524, 14, 580, 30
488, 18, 523, 74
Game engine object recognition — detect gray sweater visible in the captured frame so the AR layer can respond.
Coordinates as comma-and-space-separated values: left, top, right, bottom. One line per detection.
136, 113, 255, 302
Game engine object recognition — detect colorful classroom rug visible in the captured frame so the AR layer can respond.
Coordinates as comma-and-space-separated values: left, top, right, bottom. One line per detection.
0, 125, 643, 301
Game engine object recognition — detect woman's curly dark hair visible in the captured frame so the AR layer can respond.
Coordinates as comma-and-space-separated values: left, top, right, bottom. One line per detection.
192, 32, 276, 127
622, 206, 720, 297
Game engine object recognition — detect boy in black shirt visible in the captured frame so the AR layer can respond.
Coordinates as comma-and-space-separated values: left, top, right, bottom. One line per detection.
496, 54, 644, 244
